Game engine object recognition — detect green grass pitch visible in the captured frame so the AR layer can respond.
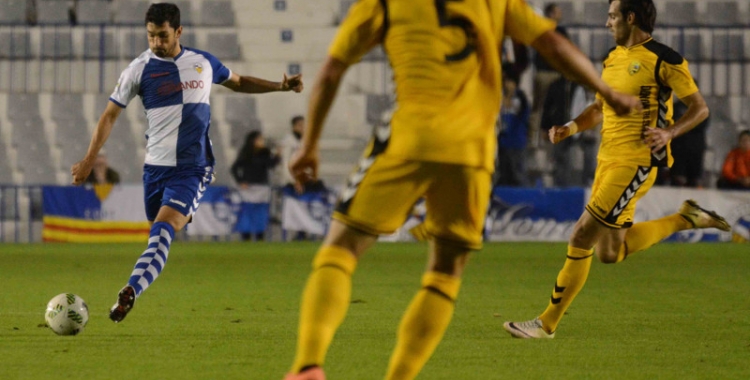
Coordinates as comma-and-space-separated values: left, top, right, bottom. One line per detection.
1, 242, 749, 379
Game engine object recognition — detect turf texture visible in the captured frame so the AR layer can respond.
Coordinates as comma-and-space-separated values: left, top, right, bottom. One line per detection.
1, 242, 748, 379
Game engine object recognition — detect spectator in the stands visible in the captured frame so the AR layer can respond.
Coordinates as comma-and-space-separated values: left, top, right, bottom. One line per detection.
231, 131, 280, 241
280, 115, 305, 187
717, 130, 750, 190
85, 154, 120, 185
668, 96, 708, 187
495, 66, 530, 186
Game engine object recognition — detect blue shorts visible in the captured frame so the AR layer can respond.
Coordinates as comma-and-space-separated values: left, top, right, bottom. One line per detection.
143, 164, 214, 221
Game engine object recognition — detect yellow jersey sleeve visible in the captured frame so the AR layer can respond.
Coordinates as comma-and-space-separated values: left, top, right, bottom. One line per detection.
328, 0, 386, 65
660, 59, 698, 99
504, 0, 556, 45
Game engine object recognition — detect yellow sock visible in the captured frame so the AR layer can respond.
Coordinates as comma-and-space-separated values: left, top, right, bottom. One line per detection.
385, 272, 461, 380
291, 245, 357, 373
616, 214, 691, 262
538, 246, 593, 333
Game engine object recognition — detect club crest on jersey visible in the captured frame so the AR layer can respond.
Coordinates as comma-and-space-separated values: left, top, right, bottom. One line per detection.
194, 63, 203, 74
628, 61, 641, 75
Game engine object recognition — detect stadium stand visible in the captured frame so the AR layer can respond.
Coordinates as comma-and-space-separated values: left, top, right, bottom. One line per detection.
83, 29, 118, 59
0, 0, 27, 25
199, 0, 236, 27
581, 1, 609, 27
113, 1, 151, 26
0, 29, 32, 59
661, 2, 697, 26
703, 1, 744, 27
36, 1, 71, 25
75, 0, 112, 25
41, 29, 74, 59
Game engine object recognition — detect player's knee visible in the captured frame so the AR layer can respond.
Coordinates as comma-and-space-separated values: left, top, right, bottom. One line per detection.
429, 242, 471, 277
596, 249, 619, 264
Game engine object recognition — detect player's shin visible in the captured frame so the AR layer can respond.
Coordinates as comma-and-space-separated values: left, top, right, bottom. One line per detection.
538, 246, 593, 333
385, 272, 461, 380
291, 245, 357, 374
127, 221, 175, 297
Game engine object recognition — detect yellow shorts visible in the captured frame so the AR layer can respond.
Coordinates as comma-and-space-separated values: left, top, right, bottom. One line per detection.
333, 154, 492, 250
585, 160, 657, 229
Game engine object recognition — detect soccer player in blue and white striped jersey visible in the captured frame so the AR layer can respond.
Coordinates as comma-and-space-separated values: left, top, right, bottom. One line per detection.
71, 3, 303, 323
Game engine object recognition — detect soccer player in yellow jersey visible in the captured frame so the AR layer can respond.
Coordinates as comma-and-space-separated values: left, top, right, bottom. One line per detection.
283, 0, 642, 379
503, 0, 731, 340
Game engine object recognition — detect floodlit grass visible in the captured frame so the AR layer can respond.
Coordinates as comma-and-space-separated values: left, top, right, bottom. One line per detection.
1, 242, 748, 379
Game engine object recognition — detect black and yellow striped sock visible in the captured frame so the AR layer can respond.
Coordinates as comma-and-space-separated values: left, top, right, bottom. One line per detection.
291, 245, 357, 373
385, 272, 461, 380
538, 246, 593, 333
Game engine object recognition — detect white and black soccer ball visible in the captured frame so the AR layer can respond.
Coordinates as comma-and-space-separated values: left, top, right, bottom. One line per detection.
45, 293, 89, 336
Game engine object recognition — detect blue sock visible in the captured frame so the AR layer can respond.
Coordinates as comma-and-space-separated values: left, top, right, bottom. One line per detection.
128, 221, 175, 297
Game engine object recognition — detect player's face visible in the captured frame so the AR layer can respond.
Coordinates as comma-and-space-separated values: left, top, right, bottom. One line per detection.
606, 1, 630, 46
146, 22, 182, 58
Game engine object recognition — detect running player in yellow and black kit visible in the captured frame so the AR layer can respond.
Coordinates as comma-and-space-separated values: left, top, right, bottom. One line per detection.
282, 0, 643, 379
504, 0, 731, 340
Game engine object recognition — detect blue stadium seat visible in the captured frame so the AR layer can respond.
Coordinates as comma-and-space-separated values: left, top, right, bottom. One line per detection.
37, 1, 71, 25
671, 33, 703, 63
0, 0, 27, 25
41, 30, 74, 59
204, 33, 241, 60
75, 0, 112, 25
114, 1, 150, 25
590, 31, 614, 61
180, 32, 197, 50
711, 34, 745, 62
123, 30, 149, 58
0, 30, 32, 59
8, 93, 40, 120
83, 30, 118, 59
173, 0, 194, 26
225, 96, 258, 123
703, 1, 742, 27
581, 1, 609, 26
366, 94, 391, 125
555, 1, 576, 26
661, 2, 697, 27
199, 0, 235, 26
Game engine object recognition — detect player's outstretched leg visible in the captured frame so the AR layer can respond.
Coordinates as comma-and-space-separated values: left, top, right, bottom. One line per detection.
109, 221, 175, 323
286, 245, 357, 379
613, 199, 730, 262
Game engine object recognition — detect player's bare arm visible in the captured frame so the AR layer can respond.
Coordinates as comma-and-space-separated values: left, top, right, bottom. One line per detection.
70, 101, 123, 185
643, 91, 709, 152
531, 30, 641, 116
289, 56, 348, 191
221, 72, 303, 93
549, 100, 603, 144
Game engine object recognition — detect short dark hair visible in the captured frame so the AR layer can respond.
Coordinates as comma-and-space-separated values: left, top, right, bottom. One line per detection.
544, 3, 558, 17
610, 0, 656, 34
291, 115, 304, 126
145, 3, 181, 29
740, 130, 750, 139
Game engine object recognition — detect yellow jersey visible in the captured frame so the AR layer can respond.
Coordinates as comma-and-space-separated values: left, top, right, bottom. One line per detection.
329, 0, 554, 170
596, 38, 698, 167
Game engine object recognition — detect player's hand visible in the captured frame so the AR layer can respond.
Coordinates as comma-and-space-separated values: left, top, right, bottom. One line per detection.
281, 73, 304, 93
642, 127, 674, 153
740, 177, 750, 187
289, 145, 319, 194
70, 158, 94, 185
603, 91, 642, 116
548, 125, 572, 144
